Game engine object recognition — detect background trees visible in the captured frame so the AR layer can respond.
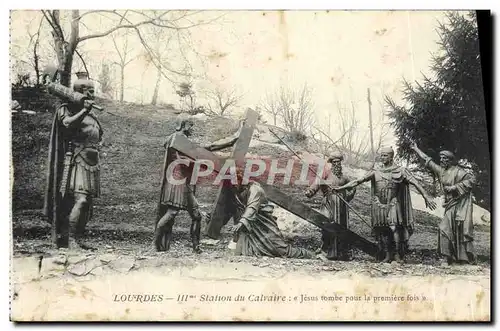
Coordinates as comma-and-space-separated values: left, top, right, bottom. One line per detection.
260, 83, 316, 139
39, 10, 221, 87
386, 11, 490, 209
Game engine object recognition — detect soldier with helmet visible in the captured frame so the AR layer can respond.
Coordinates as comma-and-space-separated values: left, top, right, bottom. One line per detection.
305, 151, 356, 260
334, 147, 437, 263
43, 71, 102, 250
155, 117, 244, 253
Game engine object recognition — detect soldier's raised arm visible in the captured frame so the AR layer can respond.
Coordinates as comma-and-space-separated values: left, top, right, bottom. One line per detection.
410, 142, 443, 177
333, 170, 375, 191
203, 119, 245, 151
344, 175, 357, 202
59, 102, 92, 128
403, 168, 437, 210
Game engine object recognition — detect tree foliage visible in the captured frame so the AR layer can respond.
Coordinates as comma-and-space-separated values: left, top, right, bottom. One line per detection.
386, 11, 490, 209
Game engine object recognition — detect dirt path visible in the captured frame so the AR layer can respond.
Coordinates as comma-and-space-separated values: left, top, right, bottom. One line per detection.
12, 203, 492, 265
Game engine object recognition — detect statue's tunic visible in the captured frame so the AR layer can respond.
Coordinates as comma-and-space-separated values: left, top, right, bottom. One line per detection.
358, 165, 416, 241
233, 182, 315, 259
59, 104, 102, 197
159, 131, 196, 211
306, 172, 355, 258
425, 160, 475, 262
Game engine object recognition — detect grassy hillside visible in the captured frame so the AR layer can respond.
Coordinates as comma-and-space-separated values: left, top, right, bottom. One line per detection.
11, 96, 492, 263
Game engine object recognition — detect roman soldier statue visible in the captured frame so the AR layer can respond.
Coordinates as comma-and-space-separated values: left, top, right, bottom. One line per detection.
43, 71, 103, 250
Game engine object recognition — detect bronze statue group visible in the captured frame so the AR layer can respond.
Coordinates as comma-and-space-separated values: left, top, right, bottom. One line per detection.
43, 76, 478, 266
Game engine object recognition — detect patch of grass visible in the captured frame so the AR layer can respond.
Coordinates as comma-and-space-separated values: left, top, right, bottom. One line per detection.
11, 112, 53, 210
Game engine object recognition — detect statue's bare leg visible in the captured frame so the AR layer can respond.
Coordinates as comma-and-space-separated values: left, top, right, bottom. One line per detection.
68, 192, 95, 250
187, 193, 202, 254
188, 208, 202, 254
467, 252, 476, 264
393, 227, 402, 262
381, 231, 392, 263
339, 239, 350, 261
154, 209, 178, 252
376, 235, 384, 261
315, 230, 330, 255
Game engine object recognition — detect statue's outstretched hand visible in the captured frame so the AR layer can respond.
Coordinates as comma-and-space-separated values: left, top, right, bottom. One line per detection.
233, 222, 246, 234
425, 196, 437, 210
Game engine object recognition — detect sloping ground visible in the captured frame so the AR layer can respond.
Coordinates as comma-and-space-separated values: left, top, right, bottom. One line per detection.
11, 98, 491, 267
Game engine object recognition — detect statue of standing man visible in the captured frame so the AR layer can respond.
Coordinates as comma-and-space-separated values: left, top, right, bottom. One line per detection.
155, 118, 244, 253
334, 147, 437, 263
411, 142, 476, 265
43, 72, 102, 250
305, 151, 356, 260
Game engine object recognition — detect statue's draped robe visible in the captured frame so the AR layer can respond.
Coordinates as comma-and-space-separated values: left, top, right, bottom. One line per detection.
233, 182, 315, 259
426, 160, 475, 262
306, 172, 355, 259
358, 165, 416, 245
43, 104, 102, 244
44, 105, 70, 241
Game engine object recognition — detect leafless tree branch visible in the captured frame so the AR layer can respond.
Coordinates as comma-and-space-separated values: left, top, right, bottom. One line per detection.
74, 49, 89, 78
41, 10, 58, 36
78, 10, 219, 42
204, 85, 243, 116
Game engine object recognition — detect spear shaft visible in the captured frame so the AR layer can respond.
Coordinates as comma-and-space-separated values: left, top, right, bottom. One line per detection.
268, 128, 372, 228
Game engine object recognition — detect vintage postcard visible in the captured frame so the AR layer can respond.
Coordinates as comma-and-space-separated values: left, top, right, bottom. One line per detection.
8, 9, 491, 322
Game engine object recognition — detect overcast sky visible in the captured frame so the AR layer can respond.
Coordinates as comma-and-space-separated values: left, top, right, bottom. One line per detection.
11, 10, 465, 147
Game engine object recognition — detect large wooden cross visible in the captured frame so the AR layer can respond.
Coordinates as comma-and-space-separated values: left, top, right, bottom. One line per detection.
205, 108, 259, 239
169, 132, 379, 257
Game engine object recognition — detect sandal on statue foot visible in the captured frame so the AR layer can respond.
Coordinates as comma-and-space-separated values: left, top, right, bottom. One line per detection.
76, 241, 97, 251
393, 253, 404, 264
381, 254, 391, 263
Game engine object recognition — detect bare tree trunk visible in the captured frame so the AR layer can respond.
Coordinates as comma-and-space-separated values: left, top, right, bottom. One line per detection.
33, 40, 40, 86
151, 67, 162, 105
188, 94, 195, 112
50, 10, 79, 87
60, 53, 74, 87
367, 88, 375, 161
119, 67, 124, 102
